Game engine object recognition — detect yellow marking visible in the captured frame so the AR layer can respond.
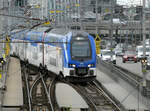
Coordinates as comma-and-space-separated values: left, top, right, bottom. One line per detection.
50, 10, 55, 13
95, 34, 101, 54
56, 10, 64, 13
0, 74, 2, 79
5, 36, 10, 57
35, 5, 40, 8
43, 21, 50, 25
75, 4, 80, 7
105, 8, 110, 13
2, 54, 5, 59
66, 5, 70, 8
50, 10, 64, 14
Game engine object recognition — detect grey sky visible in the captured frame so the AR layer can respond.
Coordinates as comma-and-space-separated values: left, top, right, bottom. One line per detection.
117, 0, 142, 6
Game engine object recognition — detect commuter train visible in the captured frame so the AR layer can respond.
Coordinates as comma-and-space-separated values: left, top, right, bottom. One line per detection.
10, 27, 97, 82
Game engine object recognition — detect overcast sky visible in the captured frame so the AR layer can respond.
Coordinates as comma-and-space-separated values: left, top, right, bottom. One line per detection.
117, 0, 142, 6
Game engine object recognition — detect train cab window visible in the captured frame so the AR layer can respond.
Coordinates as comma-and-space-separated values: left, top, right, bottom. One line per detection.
71, 40, 91, 60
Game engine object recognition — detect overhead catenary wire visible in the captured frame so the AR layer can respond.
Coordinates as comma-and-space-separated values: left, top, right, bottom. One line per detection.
0, 41, 68, 44
0, 13, 46, 21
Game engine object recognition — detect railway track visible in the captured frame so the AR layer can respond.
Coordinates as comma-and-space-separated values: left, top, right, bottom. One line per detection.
21, 62, 59, 111
68, 80, 123, 111
99, 60, 150, 98
21, 60, 128, 111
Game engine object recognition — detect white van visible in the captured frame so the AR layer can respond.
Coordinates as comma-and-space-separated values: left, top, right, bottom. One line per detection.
136, 45, 150, 61
98, 49, 116, 64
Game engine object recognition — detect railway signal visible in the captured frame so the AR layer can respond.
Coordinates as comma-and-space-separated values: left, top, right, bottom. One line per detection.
141, 57, 147, 73
95, 34, 101, 55
141, 57, 147, 65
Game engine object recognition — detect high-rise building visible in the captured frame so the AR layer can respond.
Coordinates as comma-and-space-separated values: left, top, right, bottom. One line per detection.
90, 0, 117, 14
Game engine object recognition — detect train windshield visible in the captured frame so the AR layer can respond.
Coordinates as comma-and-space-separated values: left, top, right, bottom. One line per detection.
71, 40, 91, 59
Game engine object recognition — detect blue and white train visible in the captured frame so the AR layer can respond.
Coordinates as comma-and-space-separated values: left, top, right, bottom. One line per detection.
10, 27, 97, 82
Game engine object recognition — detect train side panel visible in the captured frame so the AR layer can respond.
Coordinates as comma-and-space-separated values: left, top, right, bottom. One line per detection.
44, 44, 61, 75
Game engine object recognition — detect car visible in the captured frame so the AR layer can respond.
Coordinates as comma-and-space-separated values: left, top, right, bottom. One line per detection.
122, 51, 137, 63
100, 49, 116, 64
113, 48, 124, 56
136, 45, 150, 61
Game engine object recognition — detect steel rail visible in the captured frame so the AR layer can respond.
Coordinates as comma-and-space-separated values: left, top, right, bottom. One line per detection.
68, 83, 95, 111
48, 77, 58, 111
39, 72, 54, 111
29, 75, 43, 101
20, 63, 33, 111
24, 68, 32, 111
92, 81, 123, 111
69, 81, 122, 111
77, 85, 98, 111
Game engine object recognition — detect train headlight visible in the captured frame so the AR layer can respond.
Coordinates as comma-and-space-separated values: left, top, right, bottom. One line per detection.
69, 64, 76, 67
88, 64, 94, 67
72, 64, 76, 67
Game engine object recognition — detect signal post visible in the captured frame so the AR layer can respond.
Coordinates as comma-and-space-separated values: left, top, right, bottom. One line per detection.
141, 57, 148, 96
141, 0, 148, 96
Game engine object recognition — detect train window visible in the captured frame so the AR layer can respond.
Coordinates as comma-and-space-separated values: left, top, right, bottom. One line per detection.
71, 40, 91, 59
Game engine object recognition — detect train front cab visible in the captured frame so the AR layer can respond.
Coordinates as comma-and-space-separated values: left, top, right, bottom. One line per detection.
65, 34, 96, 82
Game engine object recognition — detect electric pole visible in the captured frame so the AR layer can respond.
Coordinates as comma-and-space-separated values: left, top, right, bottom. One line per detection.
96, 0, 98, 34
142, 0, 146, 58
80, 0, 84, 30
141, 0, 147, 95
110, 0, 113, 50
109, 0, 114, 63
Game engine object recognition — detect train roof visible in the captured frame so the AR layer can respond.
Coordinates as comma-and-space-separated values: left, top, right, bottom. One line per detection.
49, 28, 69, 36
11, 27, 89, 36
32, 27, 50, 32
10, 27, 90, 42
48, 28, 89, 37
